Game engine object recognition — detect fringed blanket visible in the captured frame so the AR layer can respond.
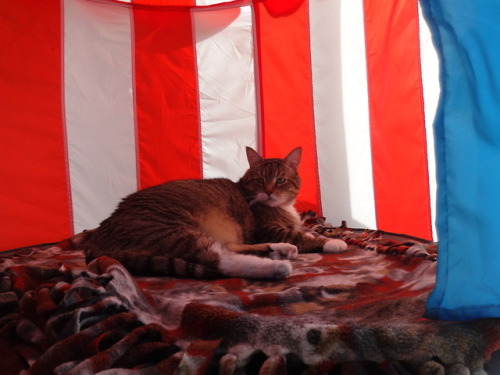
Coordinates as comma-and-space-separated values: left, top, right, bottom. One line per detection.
1, 218, 500, 375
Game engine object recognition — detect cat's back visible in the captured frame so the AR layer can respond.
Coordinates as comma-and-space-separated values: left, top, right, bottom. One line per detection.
82, 177, 253, 253
110, 177, 249, 220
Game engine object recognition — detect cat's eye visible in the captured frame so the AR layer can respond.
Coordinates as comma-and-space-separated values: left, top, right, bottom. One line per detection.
256, 178, 264, 184
276, 177, 286, 184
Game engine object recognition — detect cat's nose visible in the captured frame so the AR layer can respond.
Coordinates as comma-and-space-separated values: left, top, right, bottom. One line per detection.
265, 185, 275, 195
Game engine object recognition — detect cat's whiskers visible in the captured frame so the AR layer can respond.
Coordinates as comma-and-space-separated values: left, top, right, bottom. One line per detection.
248, 191, 285, 208
248, 192, 268, 206
248, 197, 259, 206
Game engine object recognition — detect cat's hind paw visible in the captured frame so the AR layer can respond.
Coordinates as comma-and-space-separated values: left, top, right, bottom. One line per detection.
271, 260, 293, 279
323, 239, 348, 253
269, 243, 298, 260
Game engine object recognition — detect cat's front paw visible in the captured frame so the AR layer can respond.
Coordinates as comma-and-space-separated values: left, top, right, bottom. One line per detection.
269, 243, 298, 260
323, 239, 348, 253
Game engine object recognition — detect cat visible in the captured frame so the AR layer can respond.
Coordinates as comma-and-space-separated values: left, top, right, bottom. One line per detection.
80, 147, 347, 279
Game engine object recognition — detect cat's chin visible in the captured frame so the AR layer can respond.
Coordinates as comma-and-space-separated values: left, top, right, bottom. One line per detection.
263, 199, 281, 207
258, 195, 291, 208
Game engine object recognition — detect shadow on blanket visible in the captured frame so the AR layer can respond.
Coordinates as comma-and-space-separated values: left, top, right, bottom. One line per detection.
1, 217, 500, 375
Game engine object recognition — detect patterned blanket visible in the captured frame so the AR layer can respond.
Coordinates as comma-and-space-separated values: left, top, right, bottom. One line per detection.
2, 218, 500, 375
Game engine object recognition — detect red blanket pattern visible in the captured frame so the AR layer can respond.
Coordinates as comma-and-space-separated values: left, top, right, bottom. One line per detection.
1, 224, 500, 374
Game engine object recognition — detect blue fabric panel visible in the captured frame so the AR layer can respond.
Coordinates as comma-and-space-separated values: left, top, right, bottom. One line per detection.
421, 0, 500, 320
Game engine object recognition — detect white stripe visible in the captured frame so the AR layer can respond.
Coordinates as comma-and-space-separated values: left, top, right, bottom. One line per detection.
64, 0, 137, 232
193, 5, 258, 181
309, 0, 376, 229
419, 4, 439, 239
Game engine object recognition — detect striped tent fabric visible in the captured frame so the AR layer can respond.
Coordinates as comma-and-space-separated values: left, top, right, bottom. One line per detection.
0, 0, 439, 251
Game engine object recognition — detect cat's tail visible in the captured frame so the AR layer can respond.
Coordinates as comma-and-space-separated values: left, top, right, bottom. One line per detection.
84, 247, 294, 280
78, 226, 224, 278
85, 248, 224, 279
84, 244, 292, 280
131, 252, 225, 278
80, 228, 292, 279
87, 246, 292, 280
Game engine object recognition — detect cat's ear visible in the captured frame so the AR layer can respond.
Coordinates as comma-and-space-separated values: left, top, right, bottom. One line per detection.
246, 147, 264, 168
284, 147, 301, 172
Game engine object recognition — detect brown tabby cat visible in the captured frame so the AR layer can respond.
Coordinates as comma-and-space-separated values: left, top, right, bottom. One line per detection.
81, 147, 347, 279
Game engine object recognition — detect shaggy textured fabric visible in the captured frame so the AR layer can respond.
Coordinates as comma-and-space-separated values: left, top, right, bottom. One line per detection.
1, 218, 500, 375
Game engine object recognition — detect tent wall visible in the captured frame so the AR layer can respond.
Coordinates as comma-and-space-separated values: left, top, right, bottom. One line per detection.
421, 0, 500, 321
0, 0, 439, 250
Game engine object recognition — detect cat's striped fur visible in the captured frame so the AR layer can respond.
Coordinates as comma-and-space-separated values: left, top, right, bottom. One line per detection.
81, 147, 347, 279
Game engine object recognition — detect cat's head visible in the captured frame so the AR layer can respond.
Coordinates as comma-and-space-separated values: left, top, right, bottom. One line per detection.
239, 147, 301, 208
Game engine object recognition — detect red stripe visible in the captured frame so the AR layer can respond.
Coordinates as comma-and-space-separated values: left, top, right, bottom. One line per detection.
133, 6, 202, 189
363, 0, 432, 239
97, 0, 253, 8
254, 0, 321, 215
0, 0, 72, 250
